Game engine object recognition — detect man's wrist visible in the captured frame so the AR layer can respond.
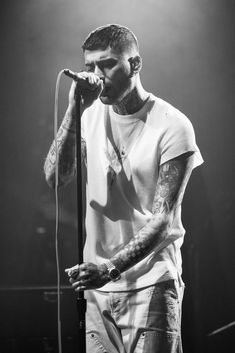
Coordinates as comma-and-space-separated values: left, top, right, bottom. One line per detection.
102, 261, 121, 282
99, 263, 110, 283
61, 106, 77, 133
68, 100, 86, 116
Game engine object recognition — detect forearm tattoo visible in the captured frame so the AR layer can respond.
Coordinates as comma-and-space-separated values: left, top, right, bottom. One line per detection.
44, 110, 86, 187
111, 156, 192, 273
81, 137, 87, 166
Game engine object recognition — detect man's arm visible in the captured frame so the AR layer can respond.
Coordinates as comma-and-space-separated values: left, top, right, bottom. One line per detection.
44, 73, 103, 188
44, 106, 77, 188
110, 152, 194, 272
67, 151, 194, 291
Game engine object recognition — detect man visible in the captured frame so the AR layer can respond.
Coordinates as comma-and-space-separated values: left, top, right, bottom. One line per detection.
44, 24, 203, 353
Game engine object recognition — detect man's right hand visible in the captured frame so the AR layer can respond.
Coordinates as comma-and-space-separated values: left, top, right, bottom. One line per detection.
64, 70, 104, 111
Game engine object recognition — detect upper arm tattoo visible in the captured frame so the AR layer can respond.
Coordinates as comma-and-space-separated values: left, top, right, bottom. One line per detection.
152, 157, 189, 215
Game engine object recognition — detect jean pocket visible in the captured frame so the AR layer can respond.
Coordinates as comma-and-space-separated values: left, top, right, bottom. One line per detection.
135, 330, 181, 353
87, 331, 108, 353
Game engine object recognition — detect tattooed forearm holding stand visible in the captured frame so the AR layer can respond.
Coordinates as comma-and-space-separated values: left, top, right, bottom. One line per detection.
108, 154, 194, 273
69, 152, 194, 291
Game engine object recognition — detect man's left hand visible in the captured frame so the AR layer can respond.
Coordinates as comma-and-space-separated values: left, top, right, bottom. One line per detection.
65, 262, 109, 291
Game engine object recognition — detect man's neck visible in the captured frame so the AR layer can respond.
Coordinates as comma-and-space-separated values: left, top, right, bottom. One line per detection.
112, 83, 149, 115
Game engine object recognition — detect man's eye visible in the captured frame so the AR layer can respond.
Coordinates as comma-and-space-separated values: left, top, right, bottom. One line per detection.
102, 60, 116, 69
86, 66, 94, 72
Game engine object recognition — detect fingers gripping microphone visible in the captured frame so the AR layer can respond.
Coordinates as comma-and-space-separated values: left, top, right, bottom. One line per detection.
63, 68, 105, 83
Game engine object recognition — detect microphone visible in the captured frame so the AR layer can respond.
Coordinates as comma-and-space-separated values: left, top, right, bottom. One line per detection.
63, 68, 79, 80
63, 68, 105, 84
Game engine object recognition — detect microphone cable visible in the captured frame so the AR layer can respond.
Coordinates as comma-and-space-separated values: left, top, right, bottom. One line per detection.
53, 69, 65, 353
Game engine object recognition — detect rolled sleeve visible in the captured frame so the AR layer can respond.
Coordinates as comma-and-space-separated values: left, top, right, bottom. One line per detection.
160, 108, 203, 169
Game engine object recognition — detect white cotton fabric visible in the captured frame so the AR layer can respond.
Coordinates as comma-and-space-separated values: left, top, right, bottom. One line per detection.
81, 93, 203, 291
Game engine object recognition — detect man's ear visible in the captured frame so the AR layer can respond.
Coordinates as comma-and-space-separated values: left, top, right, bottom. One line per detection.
128, 55, 142, 76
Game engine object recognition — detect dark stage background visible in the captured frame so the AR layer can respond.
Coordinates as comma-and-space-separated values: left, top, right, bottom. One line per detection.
0, 0, 234, 352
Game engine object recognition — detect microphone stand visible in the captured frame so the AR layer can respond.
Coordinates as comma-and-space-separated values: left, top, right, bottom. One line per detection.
75, 93, 86, 353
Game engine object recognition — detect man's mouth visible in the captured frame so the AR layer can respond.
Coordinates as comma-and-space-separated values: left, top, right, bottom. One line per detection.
101, 85, 111, 97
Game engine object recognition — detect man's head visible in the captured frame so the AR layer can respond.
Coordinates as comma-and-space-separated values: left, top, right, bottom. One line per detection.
82, 24, 139, 55
82, 24, 142, 105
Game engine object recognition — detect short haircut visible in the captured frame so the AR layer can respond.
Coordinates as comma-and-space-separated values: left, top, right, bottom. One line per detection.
82, 24, 139, 53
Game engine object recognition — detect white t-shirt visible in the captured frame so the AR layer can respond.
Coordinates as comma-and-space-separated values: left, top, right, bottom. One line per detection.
81, 93, 203, 291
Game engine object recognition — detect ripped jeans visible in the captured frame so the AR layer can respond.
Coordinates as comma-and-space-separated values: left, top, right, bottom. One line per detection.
85, 280, 184, 353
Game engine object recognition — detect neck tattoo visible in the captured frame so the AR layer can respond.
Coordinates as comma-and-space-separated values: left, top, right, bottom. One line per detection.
113, 87, 149, 115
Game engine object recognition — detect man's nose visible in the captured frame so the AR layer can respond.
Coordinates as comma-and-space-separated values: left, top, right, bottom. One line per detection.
94, 66, 104, 79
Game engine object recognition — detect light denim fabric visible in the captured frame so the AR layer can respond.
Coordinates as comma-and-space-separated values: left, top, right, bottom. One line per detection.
85, 279, 184, 353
